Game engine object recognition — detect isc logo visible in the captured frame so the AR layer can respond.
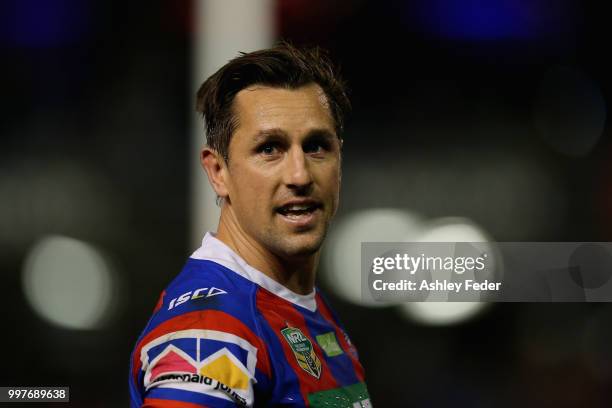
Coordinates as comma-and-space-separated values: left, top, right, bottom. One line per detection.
168, 287, 227, 310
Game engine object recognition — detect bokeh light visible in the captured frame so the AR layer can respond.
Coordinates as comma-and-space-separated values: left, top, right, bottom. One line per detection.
322, 208, 424, 307
400, 301, 485, 326
22, 235, 119, 330
407, 0, 574, 42
0, 0, 90, 47
399, 217, 495, 326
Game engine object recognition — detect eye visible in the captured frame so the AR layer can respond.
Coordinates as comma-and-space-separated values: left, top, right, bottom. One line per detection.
257, 142, 280, 156
303, 140, 330, 154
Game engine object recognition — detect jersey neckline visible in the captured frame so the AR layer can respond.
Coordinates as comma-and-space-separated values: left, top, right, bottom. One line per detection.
190, 232, 317, 312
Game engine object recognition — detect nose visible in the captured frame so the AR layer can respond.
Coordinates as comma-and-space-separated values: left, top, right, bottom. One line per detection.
283, 146, 313, 192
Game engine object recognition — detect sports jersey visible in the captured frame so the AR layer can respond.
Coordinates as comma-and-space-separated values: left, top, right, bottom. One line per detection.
129, 232, 372, 407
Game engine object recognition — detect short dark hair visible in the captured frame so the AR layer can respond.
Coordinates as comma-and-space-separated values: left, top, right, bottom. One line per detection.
196, 42, 350, 162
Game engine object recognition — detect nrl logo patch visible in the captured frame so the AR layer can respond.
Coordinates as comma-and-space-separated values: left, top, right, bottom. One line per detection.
281, 326, 322, 379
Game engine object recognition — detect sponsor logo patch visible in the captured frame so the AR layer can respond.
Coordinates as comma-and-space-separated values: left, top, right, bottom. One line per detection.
140, 330, 256, 406
281, 326, 322, 379
316, 332, 344, 357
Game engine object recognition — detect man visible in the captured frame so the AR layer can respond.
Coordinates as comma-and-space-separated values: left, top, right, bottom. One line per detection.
129, 43, 371, 407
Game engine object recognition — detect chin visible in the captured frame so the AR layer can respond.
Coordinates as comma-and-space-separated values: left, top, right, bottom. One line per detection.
274, 231, 326, 259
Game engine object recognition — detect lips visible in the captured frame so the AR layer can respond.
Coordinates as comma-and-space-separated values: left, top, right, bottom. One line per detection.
277, 202, 321, 216
275, 200, 322, 225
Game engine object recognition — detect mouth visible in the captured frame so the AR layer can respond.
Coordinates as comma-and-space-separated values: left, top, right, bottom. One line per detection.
275, 201, 322, 225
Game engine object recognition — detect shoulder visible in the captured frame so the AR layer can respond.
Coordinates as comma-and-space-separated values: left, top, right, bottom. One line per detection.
131, 259, 272, 407
147, 258, 265, 349
162, 258, 256, 319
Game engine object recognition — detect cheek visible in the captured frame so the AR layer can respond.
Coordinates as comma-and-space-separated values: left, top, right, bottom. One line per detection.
229, 166, 274, 209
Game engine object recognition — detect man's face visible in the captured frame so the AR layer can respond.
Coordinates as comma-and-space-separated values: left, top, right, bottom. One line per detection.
223, 83, 342, 259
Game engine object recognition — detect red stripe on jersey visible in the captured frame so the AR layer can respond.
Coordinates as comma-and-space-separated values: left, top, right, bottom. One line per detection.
256, 288, 339, 405
142, 397, 209, 408
132, 310, 271, 384
315, 294, 365, 381
152, 290, 166, 314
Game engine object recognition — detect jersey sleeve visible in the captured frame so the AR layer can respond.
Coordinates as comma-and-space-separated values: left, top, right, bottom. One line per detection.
131, 283, 272, 407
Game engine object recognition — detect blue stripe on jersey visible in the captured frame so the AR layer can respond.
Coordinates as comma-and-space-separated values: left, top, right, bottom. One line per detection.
129, 368, 143, 408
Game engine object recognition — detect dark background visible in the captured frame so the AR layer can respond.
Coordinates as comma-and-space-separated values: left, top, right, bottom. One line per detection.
1, 0, 612, 406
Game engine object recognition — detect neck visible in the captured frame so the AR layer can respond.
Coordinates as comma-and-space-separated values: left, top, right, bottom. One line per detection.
215, 206, 318, 295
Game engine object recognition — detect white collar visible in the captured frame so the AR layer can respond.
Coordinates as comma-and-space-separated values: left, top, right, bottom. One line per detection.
190, 232, 317, 312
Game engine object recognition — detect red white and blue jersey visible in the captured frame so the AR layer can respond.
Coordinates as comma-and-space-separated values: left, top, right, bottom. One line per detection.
129, 233, 371, 407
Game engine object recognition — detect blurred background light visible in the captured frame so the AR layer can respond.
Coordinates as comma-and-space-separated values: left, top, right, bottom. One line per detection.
399, 217, 494, 325
22, 235, 118, 330
408, 0, 573, 42
416, 216, 495, 243
418, 216, 499, 294
0, 0, 91, 47
400, 301, 485, 326
321, 208, 424, 307
532, 65, 607, 157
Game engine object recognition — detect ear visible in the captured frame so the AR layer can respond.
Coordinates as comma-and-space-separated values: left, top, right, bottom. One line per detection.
200, 147, 229, 198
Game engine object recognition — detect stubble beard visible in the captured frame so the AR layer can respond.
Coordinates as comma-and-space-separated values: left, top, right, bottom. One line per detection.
260, 222, 329, 261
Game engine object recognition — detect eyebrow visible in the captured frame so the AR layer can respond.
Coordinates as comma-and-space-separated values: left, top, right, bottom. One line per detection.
252, 128, 337, 143
253, 128, 288, 143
